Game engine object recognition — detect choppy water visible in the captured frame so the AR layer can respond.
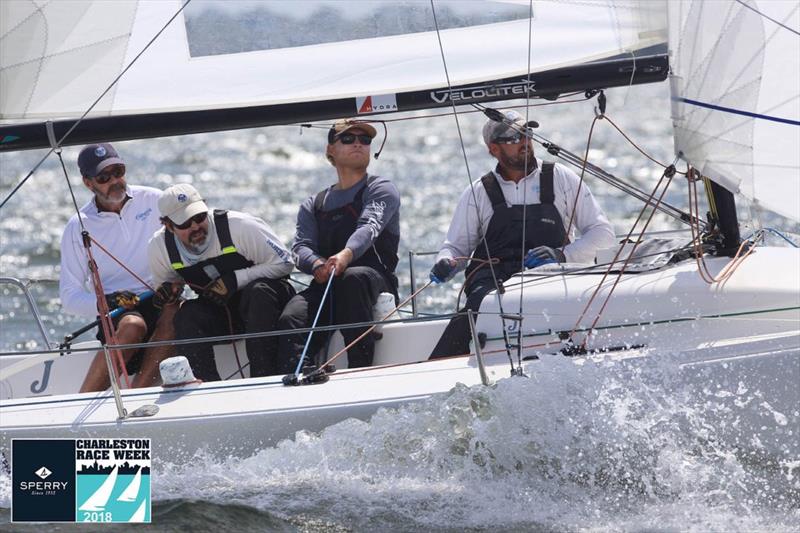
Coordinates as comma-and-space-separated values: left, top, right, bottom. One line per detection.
1, 84, 799, 531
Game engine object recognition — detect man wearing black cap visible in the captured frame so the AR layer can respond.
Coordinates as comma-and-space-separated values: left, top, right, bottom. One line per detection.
428, 110, 615, 358
276, 119, 401, 372
59, 143, 177, 392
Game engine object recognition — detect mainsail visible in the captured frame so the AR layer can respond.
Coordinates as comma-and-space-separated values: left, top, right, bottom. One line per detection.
668, 0, 800, 223
0, 0, 668, 151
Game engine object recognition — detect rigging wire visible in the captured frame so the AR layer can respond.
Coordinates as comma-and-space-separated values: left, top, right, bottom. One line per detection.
515, 0, 536, 371
0, 0, 193, 210
429, 0, 517, 372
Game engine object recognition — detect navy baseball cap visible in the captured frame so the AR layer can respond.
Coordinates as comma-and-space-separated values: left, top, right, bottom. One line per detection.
77, 143, 124, 178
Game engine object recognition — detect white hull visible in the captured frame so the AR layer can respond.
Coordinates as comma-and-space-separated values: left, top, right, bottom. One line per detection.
2, 248, 798, 464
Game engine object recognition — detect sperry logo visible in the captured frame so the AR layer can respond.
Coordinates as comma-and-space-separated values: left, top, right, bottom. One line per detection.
35, 466, 52, 479
430, 79, 536, 104
541, 218, 556, 225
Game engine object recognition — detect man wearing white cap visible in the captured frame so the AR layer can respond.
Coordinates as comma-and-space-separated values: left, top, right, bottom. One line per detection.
428, 110, 615, 357
60, 143, 178, 392
148, 184, 295, 381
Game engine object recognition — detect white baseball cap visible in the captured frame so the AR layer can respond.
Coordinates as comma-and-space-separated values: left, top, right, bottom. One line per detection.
158, 184, 208, 224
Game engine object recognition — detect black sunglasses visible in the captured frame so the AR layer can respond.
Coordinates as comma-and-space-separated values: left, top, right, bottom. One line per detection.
171, 212, 208, 230
337, 133, 372, 145
94, 164, 125, 184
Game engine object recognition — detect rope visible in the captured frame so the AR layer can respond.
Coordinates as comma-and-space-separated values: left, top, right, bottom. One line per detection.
54, 150, 130, 389
686, 167, 755, 284
314, 280, 433, 375
429, 0, 516, 371
89, 236, 156, 292
577, 165, 678, 348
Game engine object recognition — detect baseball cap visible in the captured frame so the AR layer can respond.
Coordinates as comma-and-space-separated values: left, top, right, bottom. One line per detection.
158, 184, 209, 225
327, 119, 377, 144
77, 143, 124, 177
482, 110, 538, 145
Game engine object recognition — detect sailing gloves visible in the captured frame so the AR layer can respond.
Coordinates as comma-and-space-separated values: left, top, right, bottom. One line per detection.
202, 272, 238, 306
153, 282, 182, 309
104, 290, 139, 311
524, 246, 566, 269
430, 258, 457, 284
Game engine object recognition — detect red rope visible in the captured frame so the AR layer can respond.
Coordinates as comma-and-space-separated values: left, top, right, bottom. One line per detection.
89, 236, 155, 292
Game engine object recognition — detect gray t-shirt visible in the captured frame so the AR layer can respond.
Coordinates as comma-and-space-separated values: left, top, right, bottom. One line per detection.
293, 174, 401, 274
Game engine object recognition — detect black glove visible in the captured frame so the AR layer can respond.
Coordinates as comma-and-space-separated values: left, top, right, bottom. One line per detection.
524, 246, 566, 269
201, 272, 238, 306
153, 282, 182, 309
430, 258, 457, 284
104, 290, 138, 311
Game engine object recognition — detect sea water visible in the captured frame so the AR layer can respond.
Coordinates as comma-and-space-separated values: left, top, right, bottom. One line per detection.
1, 84, 798, 531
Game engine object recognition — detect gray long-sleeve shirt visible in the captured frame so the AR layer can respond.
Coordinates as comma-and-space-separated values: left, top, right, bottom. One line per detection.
293, 174, 401, 274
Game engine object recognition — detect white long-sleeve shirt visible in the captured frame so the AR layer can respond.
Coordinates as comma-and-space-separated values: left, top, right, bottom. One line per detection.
148, 209, 294, 288
437, 159, 615, 268
59, 185, 162, 318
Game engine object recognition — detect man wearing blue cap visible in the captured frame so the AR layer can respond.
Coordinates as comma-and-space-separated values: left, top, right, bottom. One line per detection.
59, 143, 178, 392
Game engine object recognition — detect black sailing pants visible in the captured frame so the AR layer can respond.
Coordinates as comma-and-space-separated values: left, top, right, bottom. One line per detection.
429, 276, 502, 358
174, 277, 295, 381
276, 266, 391, 374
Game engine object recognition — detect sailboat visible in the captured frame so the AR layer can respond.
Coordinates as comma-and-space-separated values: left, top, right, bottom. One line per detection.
78, 465, 118, 512
1, 0, 797, 465
117, 465, 142, 503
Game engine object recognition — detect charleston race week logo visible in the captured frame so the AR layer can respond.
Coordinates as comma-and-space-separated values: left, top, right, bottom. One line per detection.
12, 438, 151, 523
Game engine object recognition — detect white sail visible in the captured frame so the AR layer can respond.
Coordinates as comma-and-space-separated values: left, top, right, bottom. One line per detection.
668, 0, 800, 222
78, 465, 118, 511
0, 0, 666, 121
128, 497, 148, 523
116, 466, 142, 502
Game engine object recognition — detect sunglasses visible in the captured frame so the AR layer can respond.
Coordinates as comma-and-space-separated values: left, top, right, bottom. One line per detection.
492, 132, 532, 144
93, 164, 125, 184
171, 212, 208, 230
337, 133, 372, 145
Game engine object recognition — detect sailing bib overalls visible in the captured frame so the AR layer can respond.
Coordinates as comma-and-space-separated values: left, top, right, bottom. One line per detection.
431, 163, 569, 358
167, 210, 295, 380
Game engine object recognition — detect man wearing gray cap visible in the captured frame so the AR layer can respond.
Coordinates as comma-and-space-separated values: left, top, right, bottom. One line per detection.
148, 183, 295, 381
59, 143, 177, 392
428, 110, 615, 357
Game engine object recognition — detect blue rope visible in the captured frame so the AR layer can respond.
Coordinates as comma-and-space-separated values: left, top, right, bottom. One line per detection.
754, 227, 800, 248
294, 268, 336, 377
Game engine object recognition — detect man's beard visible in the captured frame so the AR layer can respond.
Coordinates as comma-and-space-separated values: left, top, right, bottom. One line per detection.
186, 227, 209, 253
499, 147, 535, 172
96, 182, 127, 205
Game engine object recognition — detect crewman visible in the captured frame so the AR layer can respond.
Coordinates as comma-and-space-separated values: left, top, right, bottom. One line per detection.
60, 143, 177, 392
276, 119, 401, 372
429, 110, 615, 357
148, 184, 295, 381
